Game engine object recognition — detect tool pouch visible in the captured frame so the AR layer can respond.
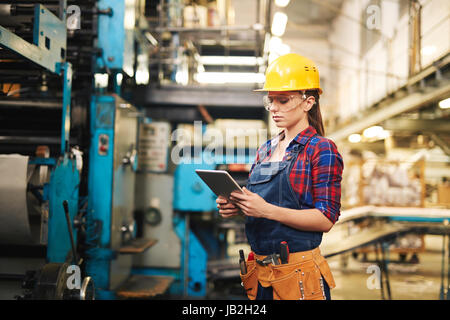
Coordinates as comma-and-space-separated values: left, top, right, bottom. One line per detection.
240, 260, 258, 300
271, 265, 302, 300
313, 252, 336, 290
254, 248, 335, 300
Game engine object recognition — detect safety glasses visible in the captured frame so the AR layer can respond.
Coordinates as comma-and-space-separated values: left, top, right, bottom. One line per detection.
263, 93, 306, 112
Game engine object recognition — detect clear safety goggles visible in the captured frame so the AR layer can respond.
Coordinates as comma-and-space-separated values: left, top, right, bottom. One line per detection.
263, 93, 307, 112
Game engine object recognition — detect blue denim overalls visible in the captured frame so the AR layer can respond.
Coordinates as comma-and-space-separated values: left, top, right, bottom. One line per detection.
245, 134, 331, 300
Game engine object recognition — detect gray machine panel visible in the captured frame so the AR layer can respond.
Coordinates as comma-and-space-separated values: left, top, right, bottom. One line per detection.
133, 173, 181, 268
111, 98, 139, 251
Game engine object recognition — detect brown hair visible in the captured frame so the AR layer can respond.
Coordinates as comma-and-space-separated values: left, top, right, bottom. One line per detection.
304, 90, 325, 136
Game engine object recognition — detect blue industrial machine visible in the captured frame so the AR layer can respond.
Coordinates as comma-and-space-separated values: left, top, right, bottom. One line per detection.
81, 0, 173, 300
0, 0, 158, 300
0, 0, 257, 300
85, 94, 143, 299
132, 135, 255, 298
0, 2, 93, 299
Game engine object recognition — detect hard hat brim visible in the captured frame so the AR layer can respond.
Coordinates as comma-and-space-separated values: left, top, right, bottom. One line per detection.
253, 87, 323, 95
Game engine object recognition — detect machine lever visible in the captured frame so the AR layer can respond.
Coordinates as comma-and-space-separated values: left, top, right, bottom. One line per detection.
63, 200, 78, 265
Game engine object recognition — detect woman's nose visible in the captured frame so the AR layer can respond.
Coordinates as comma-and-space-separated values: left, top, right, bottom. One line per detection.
269, 102, 280, 112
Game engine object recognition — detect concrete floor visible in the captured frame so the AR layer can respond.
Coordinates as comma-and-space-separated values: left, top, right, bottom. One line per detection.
327, 250, 447, 300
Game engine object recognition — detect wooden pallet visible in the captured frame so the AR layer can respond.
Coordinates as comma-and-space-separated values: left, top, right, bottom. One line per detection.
116, 275, 174, 299
119, 238, 158, 254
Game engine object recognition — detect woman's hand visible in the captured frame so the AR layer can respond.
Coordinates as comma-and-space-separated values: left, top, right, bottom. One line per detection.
216, 195, 240, 218
229, 187, 273, 219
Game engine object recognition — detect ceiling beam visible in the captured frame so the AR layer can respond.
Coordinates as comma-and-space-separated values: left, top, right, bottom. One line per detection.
133, 85, 263, 108
327, 80, 450, 142
429, 133, 450, 156
383, 118, 450, 133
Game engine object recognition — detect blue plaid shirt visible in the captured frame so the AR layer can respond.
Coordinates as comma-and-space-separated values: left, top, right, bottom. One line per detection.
249, 125, 344, 223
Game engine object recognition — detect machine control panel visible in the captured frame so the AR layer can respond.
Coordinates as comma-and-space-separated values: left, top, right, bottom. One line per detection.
98, 134, 109, 155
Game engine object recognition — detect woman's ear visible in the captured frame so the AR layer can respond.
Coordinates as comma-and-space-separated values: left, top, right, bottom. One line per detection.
303, 96, 315, 112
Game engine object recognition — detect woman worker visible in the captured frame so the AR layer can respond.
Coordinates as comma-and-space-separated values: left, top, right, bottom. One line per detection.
216, 53, 344, 300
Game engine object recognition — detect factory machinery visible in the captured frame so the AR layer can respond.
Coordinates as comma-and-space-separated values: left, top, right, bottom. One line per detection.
0, 0, 257, 300
0, 0, 175, 300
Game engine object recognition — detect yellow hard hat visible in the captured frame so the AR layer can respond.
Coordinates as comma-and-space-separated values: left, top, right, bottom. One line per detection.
255, 53, 323, 94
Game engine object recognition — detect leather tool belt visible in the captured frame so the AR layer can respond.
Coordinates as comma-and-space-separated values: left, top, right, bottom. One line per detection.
240, 247, 335, 300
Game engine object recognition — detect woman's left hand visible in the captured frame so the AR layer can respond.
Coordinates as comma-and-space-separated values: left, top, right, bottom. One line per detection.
229, 187, 273, 219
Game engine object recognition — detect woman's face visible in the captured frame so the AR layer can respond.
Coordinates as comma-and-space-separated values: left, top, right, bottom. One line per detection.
267, 91, 315, 129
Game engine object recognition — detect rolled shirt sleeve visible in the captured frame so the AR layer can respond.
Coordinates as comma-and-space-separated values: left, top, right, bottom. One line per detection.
311, 138, 344, 224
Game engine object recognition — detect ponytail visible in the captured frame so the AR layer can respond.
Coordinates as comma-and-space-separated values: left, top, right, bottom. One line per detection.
304, 90, 325, 137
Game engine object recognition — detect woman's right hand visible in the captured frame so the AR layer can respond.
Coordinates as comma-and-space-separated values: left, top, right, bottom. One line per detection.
216, 196, 240, 218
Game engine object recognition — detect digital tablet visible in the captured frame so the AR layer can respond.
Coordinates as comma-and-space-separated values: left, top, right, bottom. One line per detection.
195, 169, 244, 198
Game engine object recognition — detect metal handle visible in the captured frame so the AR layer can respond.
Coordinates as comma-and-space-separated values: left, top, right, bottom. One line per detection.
62, 200, 78, 264
122, 144, 137, 171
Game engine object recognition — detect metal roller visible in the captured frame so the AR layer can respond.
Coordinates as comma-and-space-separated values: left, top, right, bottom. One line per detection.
0, 4, 11, 16
0, 4, 59, 17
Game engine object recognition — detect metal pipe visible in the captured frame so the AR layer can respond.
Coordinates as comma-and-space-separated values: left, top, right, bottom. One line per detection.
0, 273, 25, 281
183, 213, 190, 297
154, 25, 259, 33
379, 242, 392, 300
63, 200, 78, 265
0, 100, 62, 108
0, 136, 61, 144
439, 221, 447, 299
374, 242, 385, 300
0, 4, 59, 16
0, 1, 60, 4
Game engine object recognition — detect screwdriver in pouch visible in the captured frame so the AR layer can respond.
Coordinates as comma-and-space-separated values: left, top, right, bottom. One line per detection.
280, 241, 289, 264
239, 249, 247, 274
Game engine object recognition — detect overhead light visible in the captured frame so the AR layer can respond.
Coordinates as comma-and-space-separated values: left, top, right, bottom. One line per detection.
271, 12, 288, 37
199, 56, 264, 66
116, 73, 123, 86
124, 0, 136, 29
362, 126, 390, 140
135, 53, 149, 85
123, 65, 134, 77
363, 126, 384, 139
348, 134, 361, 143
269, 36, 282, 52
195, 72, 265, 84
439, 97, 450, 109
135, 69, 149, 85
278, 43, 291, 55
94, 73, 108, 88
275, 0, 290, 7
268, 52, 280, 64
378, 129, 391, 140
268, 36, 290, 55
